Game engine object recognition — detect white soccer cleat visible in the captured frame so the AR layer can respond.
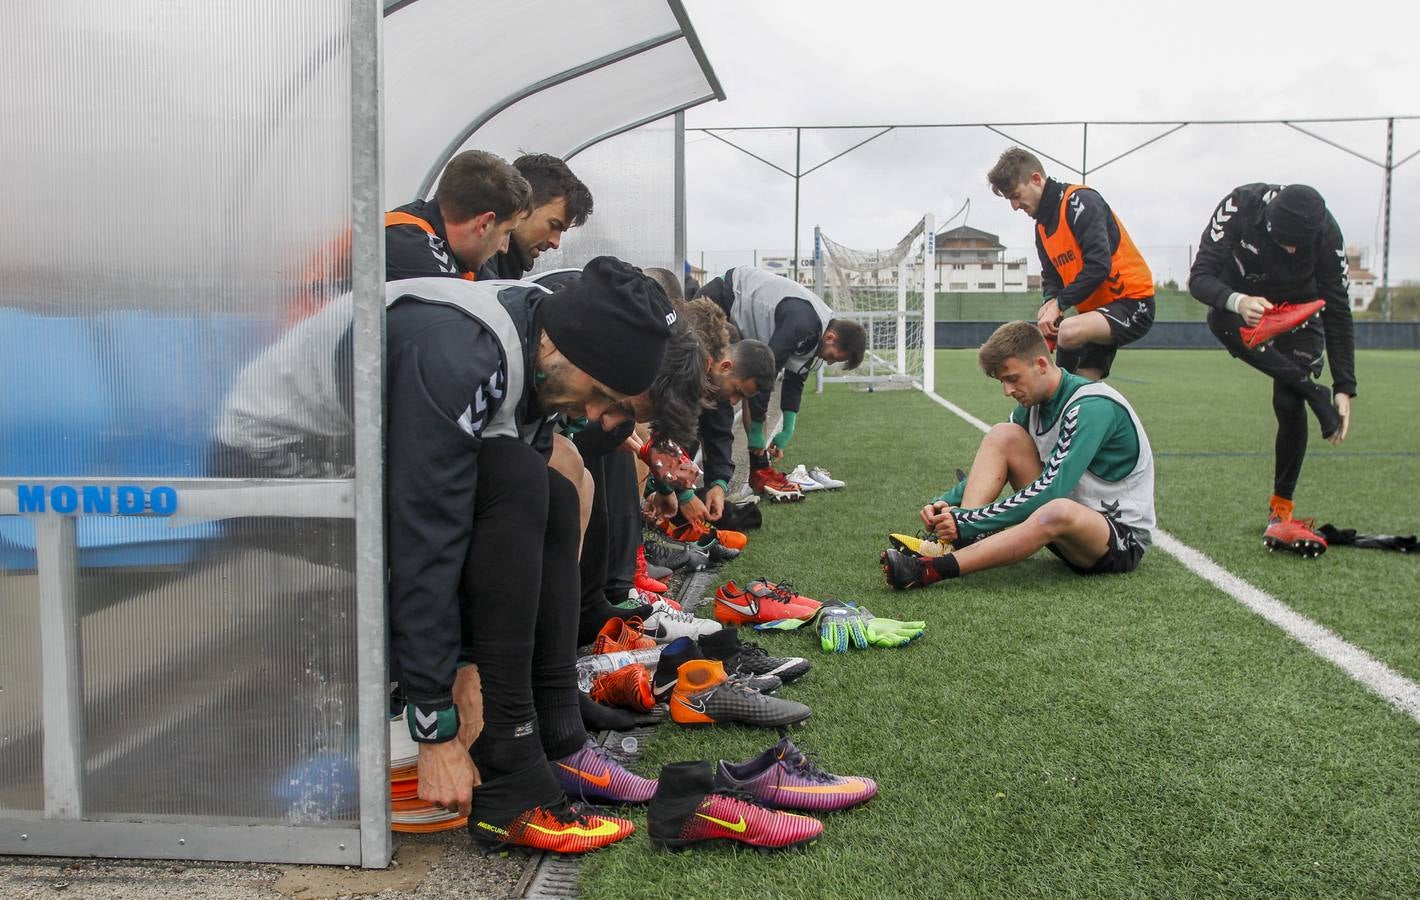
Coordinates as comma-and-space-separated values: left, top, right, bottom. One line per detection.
641, 603, 723, 643
808, 466, 845, 490
728, 483, 761, 507
786, 464, 826, 492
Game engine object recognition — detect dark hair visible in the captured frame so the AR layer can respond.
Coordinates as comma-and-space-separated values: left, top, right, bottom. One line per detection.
987, 147, 1046, 196
678, 297, 730, 363
644, 267, 684, 302
826, 318, 867, 370
978, 320, 1050, 375
731, 339, 775, 395
435, 150, 533, 223
513, 153, 593, 227
648, 322, 709, 446
684, 275, 700, 299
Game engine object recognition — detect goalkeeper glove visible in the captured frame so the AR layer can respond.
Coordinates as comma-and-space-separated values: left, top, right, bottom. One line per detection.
864, 616, 926, 648
816, 601, 871, 653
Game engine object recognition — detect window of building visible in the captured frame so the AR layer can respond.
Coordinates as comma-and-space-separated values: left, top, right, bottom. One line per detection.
977, 282, 995, 289
949, 282, 968, 290
981, 263, 993, 270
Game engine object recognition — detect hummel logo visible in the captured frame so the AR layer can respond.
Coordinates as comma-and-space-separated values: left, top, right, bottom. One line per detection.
414, 708, 439, 739
696, 812, 747, 833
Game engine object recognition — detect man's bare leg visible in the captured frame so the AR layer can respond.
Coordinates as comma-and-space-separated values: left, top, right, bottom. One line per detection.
953, 498, 1112, 575
961, 423, 1045, 506
549, 434, 594, 556
1057, 311, 1113, 381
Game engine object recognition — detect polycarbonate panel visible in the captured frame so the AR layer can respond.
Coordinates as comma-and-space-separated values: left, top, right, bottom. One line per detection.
533, 121, 678, 274
457, 39, 714, 164
78, 523, 357, 822
383, 0, 681, 202
0, 561, 43, 813
0, 0, 360, 829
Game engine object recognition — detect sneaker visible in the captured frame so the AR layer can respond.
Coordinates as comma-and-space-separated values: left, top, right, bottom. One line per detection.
589, 664, 657, 713
1240, 299, 1326, 349
786, 465, 826, 492
749, 467, 804, 503
713, 580, 819, 626
698, 627, 811, 684
715, 737, 877, 812
1264, 516, 1328, 558
807, 466, 845, 490
642, 603, 723, 644
879, 548, 938, 590
469, 798, 635, 854
592, 617, 657, 654
649, 761, 823, 852
652, 637, 782, 702
644, 539, 692, 572
553, 738, 658, 805
728, 484, 761, 507
669, 659, 811, 727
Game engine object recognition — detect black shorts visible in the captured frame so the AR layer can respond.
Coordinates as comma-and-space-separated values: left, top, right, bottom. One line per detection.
1055, 297, 1155, 379
1047, 514, 1146, 575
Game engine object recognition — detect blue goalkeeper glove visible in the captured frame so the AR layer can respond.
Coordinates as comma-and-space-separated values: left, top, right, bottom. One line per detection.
816, 601, 871, 653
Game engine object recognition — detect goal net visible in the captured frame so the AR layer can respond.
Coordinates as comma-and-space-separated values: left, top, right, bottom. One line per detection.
814, 214, 935, 393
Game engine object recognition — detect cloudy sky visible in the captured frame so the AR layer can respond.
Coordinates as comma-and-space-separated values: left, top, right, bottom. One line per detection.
679, 0, 1420, 285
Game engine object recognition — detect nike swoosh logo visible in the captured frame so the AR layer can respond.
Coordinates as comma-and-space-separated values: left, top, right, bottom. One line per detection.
675, 695, 708, 714
556, 763, 612, 788
718, 598, 758, 616
696, 812, 747, 832
524, 818, 623, 838
775, 778, 868, 795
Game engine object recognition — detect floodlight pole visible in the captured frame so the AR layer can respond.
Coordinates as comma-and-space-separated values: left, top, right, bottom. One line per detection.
793, 128, 801, 282
1383, 117, 1394, 320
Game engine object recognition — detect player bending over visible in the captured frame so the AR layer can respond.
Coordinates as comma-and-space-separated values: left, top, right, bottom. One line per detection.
880, 321, 1155, 589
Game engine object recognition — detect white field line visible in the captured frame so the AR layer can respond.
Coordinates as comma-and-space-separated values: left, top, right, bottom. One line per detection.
922, 389, 1420, 725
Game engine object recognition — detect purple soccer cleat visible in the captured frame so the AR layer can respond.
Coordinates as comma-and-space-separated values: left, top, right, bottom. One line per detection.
714, 736, 877, 812
553, 738, 658, 805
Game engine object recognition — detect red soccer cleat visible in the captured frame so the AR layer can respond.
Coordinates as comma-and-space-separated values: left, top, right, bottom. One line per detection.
713, 580, 820, 626
469, 799, 635, 854
1240, 299, 1325, 349
635, 546, 669, 594
1263, 516, 1328, 558
749, 467, 804, 503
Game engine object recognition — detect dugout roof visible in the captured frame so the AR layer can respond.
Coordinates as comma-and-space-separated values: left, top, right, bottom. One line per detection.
382, 0, 724, 202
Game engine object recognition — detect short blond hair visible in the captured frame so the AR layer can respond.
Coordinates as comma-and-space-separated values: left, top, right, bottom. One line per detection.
978, 321, 1050, 376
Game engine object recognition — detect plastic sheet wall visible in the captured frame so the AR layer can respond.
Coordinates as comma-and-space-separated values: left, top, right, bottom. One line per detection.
0, 0, 384, 866
532, 118, 683, 276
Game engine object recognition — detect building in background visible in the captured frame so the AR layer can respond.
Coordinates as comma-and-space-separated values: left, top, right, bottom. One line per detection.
1345, 245, 1377, 310
934, 225, 1028, 293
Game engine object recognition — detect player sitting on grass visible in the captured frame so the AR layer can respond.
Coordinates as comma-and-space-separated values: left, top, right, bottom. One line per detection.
880, 321, 1156, 589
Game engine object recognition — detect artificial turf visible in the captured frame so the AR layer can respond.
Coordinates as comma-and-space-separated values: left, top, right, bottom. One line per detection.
579, 349, 1420, 899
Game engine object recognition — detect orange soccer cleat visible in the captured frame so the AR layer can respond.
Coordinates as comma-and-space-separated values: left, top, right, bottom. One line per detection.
589, 663, 657, 713
469, 800, 635, 854
591, 616, 657, 655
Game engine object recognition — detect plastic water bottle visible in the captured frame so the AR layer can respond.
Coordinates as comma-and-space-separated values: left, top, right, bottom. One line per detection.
576, 647, 663, 692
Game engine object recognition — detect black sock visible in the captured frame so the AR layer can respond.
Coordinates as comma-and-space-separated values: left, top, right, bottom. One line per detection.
929, 554, 961, 579
749, 449, 769, 470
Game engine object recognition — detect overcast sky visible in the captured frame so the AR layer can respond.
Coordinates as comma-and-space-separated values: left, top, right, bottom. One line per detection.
679, 0, 1420, 285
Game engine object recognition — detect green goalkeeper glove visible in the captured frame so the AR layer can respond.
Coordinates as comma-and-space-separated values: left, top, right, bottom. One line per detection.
864, 616, 926, 648
817, 601, 871, 653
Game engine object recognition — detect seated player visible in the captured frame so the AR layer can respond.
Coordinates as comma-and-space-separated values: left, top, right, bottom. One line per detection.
880, 321, 1155, 589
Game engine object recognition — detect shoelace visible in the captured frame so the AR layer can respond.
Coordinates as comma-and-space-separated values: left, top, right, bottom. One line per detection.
780, 748, 836, 784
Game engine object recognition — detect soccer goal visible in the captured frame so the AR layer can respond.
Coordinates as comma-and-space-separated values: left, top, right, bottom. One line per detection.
814, 214, 935, 394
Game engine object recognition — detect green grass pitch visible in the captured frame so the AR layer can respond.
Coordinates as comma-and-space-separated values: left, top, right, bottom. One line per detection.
580, 349, 1420, 899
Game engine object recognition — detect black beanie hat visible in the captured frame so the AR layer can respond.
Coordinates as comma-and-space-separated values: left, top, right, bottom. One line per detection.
541, 256, 676, 396
1265, 184, 1326, 247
